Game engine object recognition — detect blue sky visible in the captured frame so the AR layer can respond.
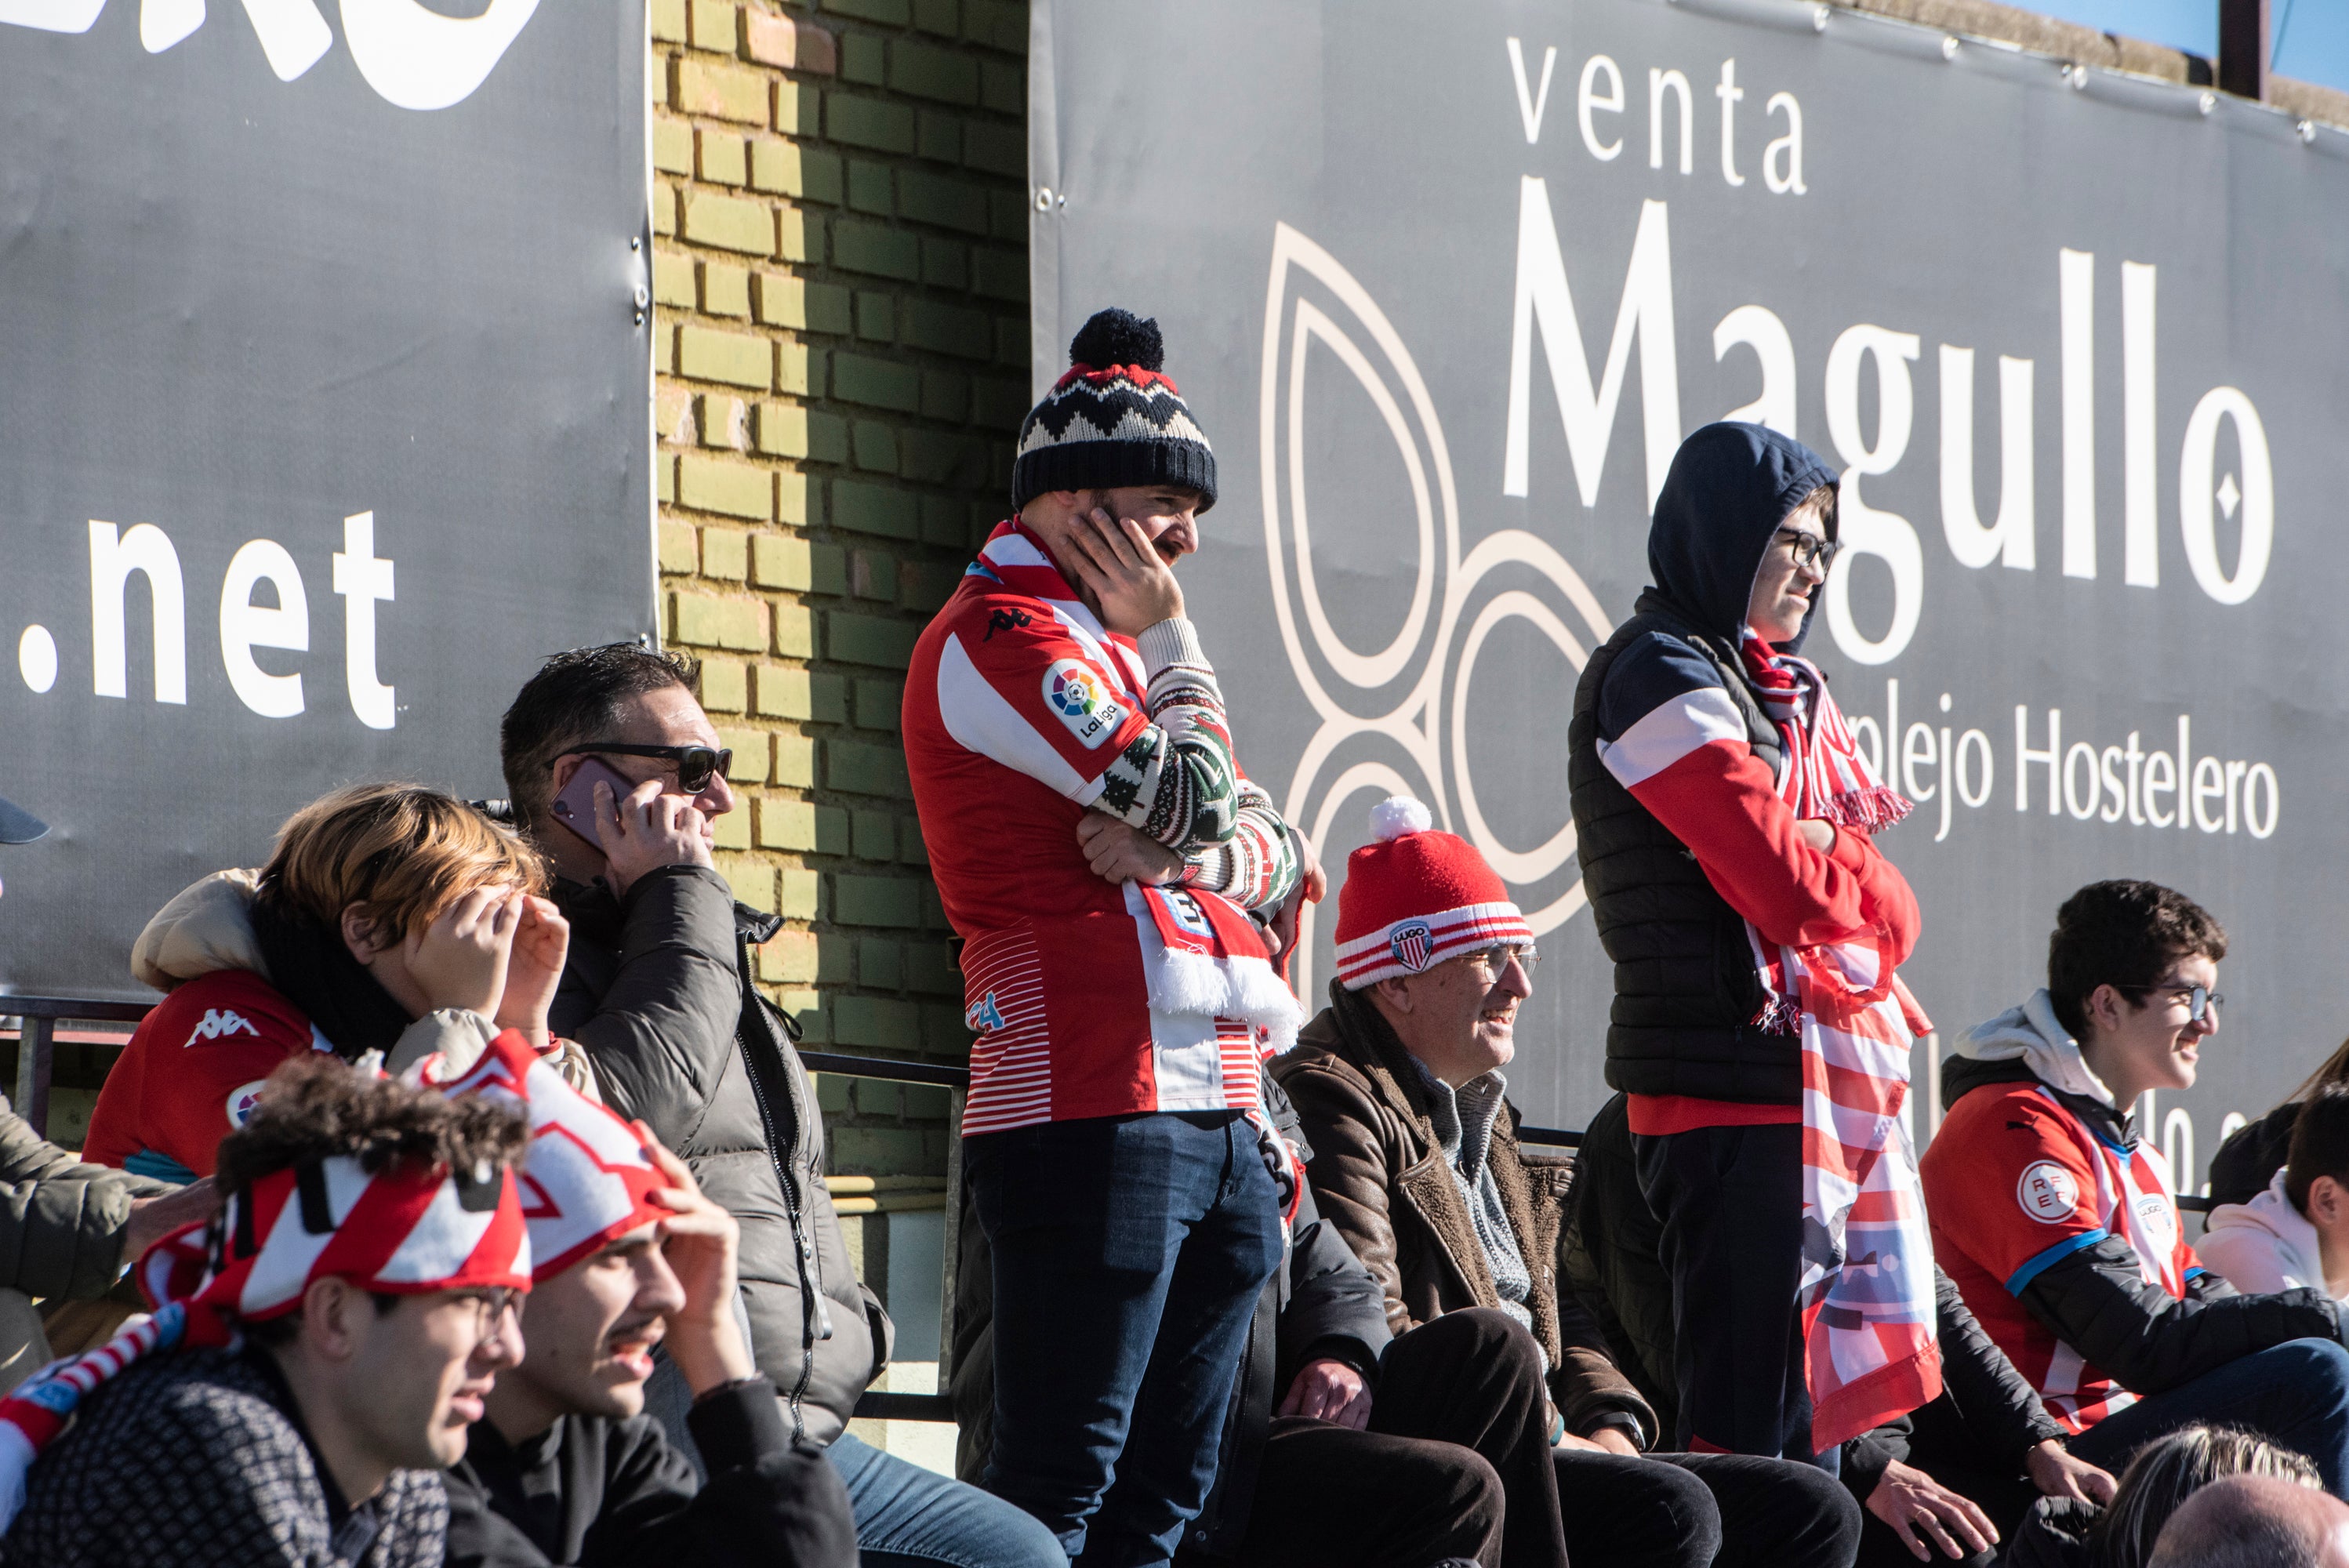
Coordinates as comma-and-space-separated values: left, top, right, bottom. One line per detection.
2031, 0, 2349, 93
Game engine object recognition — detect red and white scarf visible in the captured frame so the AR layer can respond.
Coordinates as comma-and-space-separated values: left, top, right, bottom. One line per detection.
1742, 637, 1942, 1452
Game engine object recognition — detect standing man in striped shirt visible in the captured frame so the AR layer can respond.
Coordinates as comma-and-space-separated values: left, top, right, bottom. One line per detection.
906, 309, 1312, 1566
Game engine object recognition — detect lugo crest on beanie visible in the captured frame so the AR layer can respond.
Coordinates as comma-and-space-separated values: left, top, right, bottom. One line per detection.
1012, 307, 1218, 512
1334, 797, 1531, 989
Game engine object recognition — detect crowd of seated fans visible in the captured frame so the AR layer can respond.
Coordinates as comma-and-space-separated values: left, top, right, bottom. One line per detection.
1, 325, 2346, 1567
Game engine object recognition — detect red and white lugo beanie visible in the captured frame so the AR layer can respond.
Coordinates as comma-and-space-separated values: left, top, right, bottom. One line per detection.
1333, 797, 1530, 990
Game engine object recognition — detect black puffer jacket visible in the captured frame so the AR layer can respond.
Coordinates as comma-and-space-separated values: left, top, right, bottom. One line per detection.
1941, 1054, 2340, 1397
1567, 422, 1843, 1102
554, 866, 888, 1446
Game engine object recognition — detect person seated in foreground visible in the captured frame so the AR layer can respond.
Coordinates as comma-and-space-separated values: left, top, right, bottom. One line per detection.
1273, 800, 1861, 1568
0, 1054, 531, 1567
2202, 1085, 2349, 1301
84, 782, 572, 1184
2007, 1422, 2319, 1568
2146, 1472, 2349, 1568
1923, 880, 2349, 1494
439, 1034, 855, 1567
1563, 1089, 2117, 1566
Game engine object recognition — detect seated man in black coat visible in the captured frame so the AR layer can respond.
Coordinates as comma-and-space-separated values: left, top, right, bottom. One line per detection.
444, 1046, 855, 1568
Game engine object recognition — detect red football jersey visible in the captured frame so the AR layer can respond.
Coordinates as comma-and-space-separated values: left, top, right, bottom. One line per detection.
84, 970, 325, 1181
1922, 1080, 2198, 1432
904, 522, 1263, 1134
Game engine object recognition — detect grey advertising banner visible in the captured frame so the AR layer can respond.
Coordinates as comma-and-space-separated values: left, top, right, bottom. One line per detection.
1031, 0, 2349, 1183
0, 2, 651, 999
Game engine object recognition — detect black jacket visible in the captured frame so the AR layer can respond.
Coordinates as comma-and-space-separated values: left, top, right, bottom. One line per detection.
2207, 1101, 2297, 1208
1560, 1090, 2064, 1501
443, 1377, 856, 1568
552, 866, 890, 1445
1941, 1054, 2341, 1397
1567, 422, 1842, 1102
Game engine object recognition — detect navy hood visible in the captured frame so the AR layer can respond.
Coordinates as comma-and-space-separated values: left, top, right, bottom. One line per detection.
1644, 422, 1839, 650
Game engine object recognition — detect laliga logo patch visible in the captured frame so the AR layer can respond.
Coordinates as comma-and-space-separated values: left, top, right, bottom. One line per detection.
225, 1080, 270, 1129
1389, 920, 1434, 972
2017, 1160, 2082, 1223
967, 992, 1007, 1033
1042, 659, 1126, 750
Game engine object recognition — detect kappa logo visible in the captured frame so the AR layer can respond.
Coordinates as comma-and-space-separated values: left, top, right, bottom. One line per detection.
224, 1080, 270, 1129
1389, 920, 1434, 972
966, 992, 1007, 1033
2017, 1160, 2082, 1223
183, 1009, 262, 1047
1042, 659, 1126, 750
984, 607, 1033, 641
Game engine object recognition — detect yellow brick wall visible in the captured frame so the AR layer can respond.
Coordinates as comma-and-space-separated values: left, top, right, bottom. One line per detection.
649, 0, 1028, 1170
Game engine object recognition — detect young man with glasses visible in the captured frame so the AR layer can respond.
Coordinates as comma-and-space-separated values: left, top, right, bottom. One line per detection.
1567, 422, 1929, 1468
1275, 797, 1861, 1568
498, 646, 1063, 1568
1925, 880, 2349, 1495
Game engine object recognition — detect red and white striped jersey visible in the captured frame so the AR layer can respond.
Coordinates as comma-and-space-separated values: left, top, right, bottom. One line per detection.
1924, 1080, 2200, 1432
905, 521, 1280, 1134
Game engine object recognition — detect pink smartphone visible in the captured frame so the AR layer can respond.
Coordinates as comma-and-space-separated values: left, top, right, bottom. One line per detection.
547, 757, 635, 851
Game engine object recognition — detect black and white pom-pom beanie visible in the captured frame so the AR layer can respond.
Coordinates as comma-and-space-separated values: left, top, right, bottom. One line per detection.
1011, 307, 1218, 512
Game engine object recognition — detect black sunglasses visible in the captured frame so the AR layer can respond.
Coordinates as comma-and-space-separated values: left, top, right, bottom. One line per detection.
554, 742, 732, 793
2122, 982, 2224, 1025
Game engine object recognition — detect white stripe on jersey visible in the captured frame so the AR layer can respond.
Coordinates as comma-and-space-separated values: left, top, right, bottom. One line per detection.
935, 631, 1102, 804
1596, 686, 1748, 788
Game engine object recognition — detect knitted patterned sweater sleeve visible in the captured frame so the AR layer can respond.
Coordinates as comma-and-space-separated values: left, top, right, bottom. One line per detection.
1090, 617, 1243, 853
1185, 777, 1301, 913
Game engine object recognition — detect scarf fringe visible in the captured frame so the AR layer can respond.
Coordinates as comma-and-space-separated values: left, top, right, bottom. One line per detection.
1821, 786, 1912, 834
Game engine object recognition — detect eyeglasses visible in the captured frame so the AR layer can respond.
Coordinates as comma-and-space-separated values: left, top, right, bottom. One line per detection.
1774, 529, 1843, 572
554, 742, 732, 793
1463, 943, 1539, 982
2125, 983, 2224, 1025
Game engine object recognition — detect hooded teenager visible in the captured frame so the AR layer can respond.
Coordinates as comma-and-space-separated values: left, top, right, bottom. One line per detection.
1567, 421, 1935, 1467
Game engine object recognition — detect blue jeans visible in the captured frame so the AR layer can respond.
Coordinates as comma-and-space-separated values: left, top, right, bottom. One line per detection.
2068, 1338, 2349, 1497
828, 1432, 1068, 1568
968, 1110, 1285, 1566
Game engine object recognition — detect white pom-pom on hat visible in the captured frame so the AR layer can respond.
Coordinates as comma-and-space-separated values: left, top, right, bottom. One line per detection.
1368, 796, 1434, 843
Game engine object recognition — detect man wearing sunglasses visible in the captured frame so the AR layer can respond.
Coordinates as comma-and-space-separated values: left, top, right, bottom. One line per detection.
1926, 880, 2349, 1497
1274, 797, 1861, 1568
499, 646, 1065, 1568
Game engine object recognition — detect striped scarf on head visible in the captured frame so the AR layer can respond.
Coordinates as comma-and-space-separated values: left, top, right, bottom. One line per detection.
1740, 636, 1942, 1454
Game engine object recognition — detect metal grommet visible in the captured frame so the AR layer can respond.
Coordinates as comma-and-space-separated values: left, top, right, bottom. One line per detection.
2300, 118, 2318, 143
1033, 185, 1055, 212
1812, 3, 1829, 31
2199, 91, 2217, 115
1941, 35, 1959, 60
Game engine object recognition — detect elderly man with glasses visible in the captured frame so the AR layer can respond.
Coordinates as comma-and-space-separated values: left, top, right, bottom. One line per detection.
1273, 798, 1860, 1568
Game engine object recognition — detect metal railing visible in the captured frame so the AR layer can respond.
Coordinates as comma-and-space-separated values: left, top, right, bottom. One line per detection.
0, 1005, 2237, 1432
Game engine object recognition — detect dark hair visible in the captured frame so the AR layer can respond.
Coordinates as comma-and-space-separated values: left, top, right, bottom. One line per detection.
2090, 1424, 2318, 1568
1789, 480, 1839, 541
219, 1055, 525, 1341
2285, 1084, 2349, 1213
499, 643, 700, 829
2046, 880, 2228, 1042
